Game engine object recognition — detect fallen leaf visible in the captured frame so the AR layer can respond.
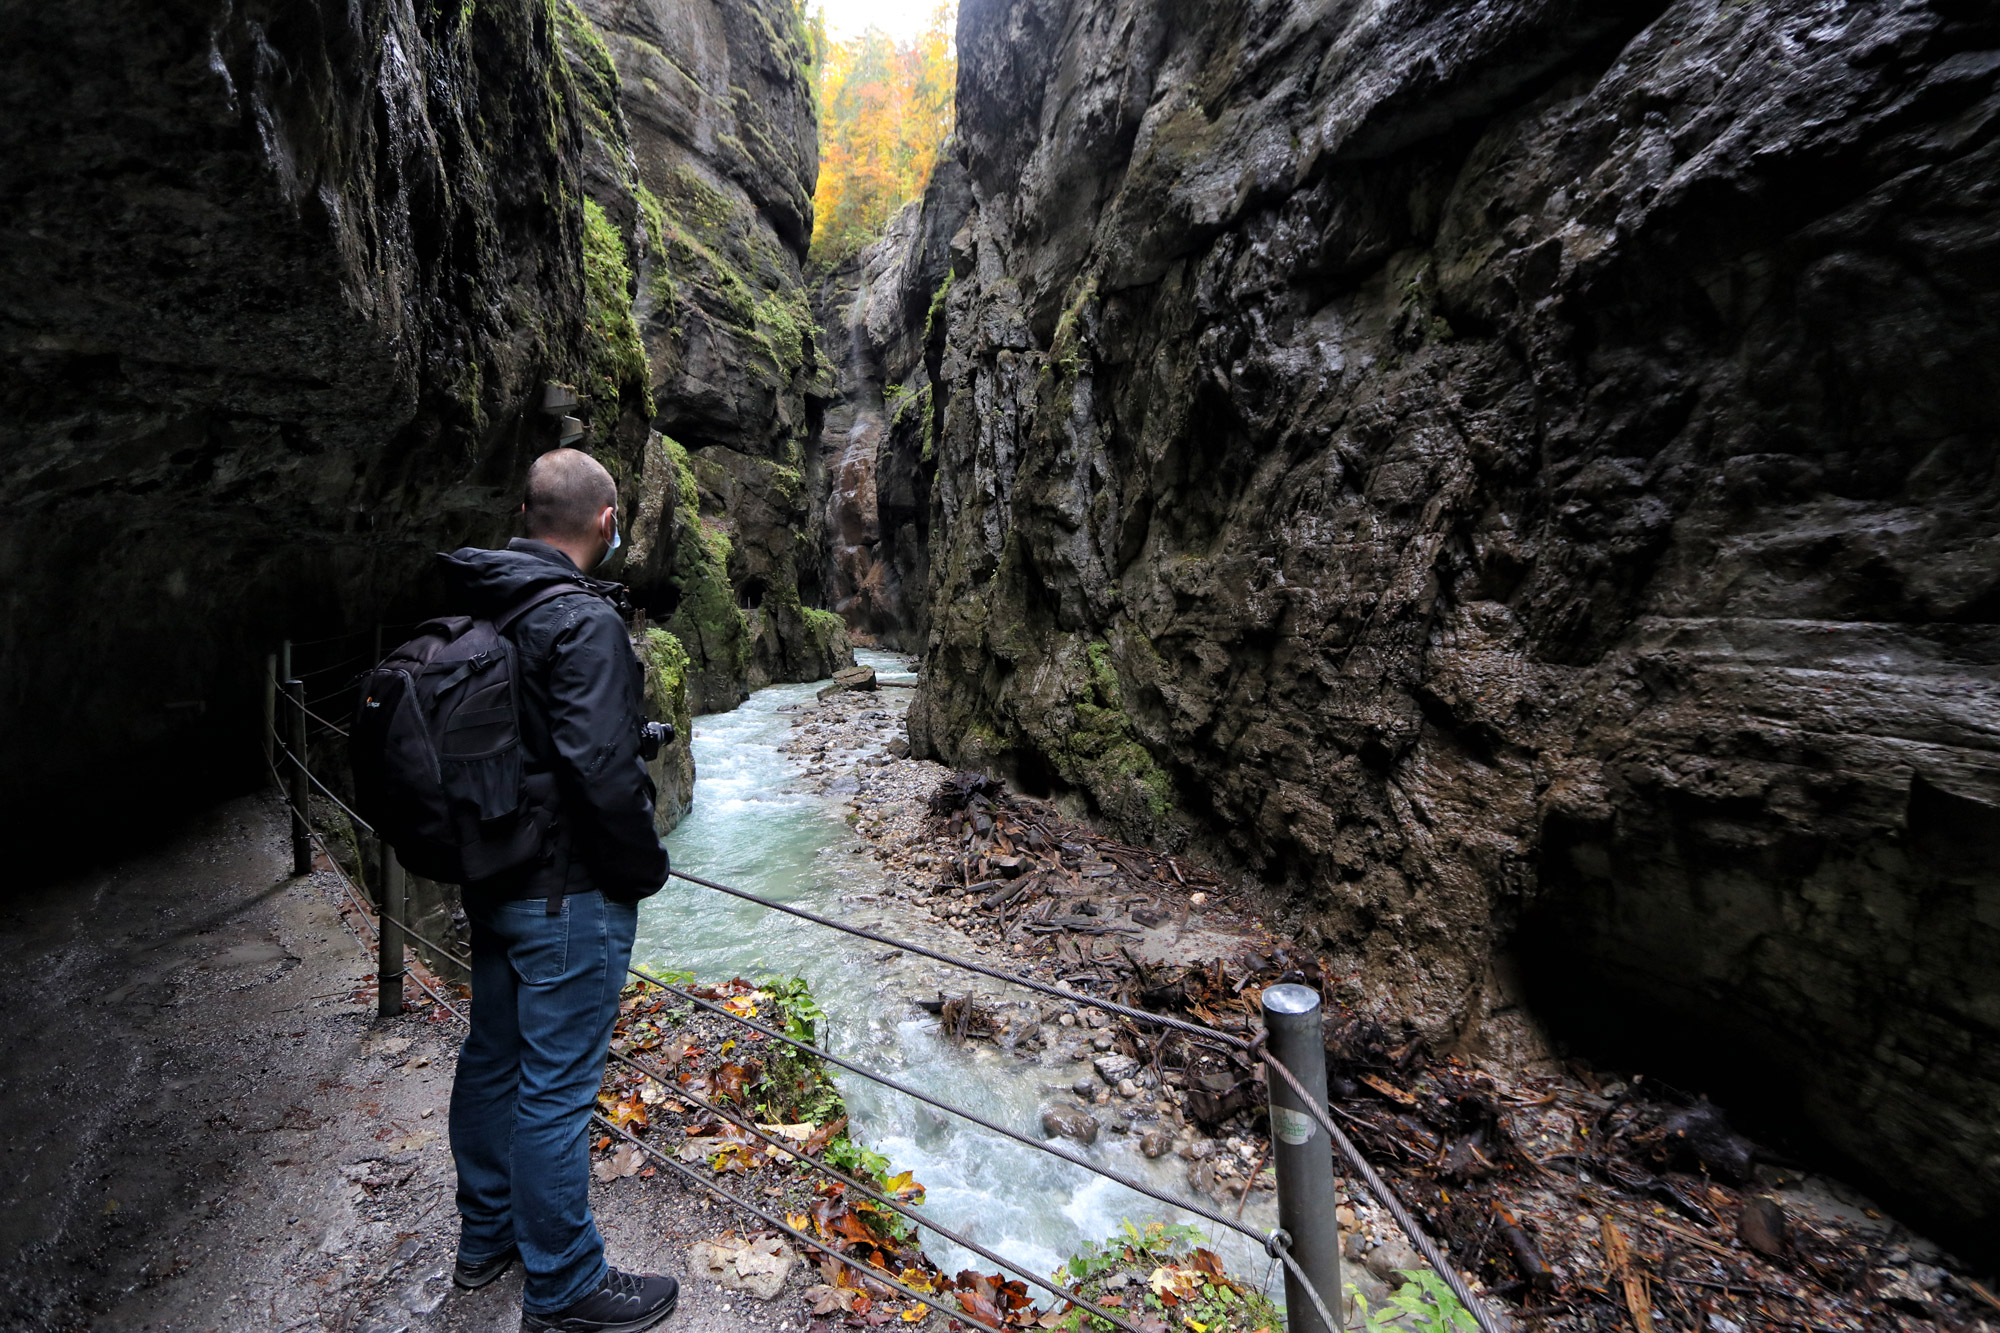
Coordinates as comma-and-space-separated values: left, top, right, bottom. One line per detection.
881, 1169, 926, 1202
759, 1122, 817, 1141
713, 1063, 753, 1105
804, 1117, 847, 1156
711, 1144, 758, 1174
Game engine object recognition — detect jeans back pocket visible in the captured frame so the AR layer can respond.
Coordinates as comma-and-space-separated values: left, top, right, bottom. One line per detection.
499, 897, 571, 985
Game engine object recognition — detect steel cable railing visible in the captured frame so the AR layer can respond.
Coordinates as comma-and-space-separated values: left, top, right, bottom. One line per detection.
668, 865, 1507, 1332
274, 739, 371, 833
1258, 1045, 1503, 1333
265, 755, 473, 975
266, 769, 1103, 1331
281, 786, 1158, 1332
269, 790, 1023, 1331
294, 649, 373, 680
628, 964, 1268, 1243
592, 1114, 1019, 1333
667, 867, 1256, 1050
600, 1044, 1150, 1332
260, 700, 1442, 1332
297, 700, 352, 736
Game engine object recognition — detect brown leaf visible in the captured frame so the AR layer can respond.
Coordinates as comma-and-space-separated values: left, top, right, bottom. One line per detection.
804, 1116, 847, 1156
713, 1063, 751, 1105
711, 1144, 758, 1174
957, 1288, 1004, 1325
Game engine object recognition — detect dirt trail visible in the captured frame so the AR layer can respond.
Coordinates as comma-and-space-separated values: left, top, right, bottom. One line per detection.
0, 796, 812, 1333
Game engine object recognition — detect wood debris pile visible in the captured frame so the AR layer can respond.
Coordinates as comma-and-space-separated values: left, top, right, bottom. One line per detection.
909, 776, 1997, 1333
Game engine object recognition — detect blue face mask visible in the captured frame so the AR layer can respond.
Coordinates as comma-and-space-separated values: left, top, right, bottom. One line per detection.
600, 518, 621, 569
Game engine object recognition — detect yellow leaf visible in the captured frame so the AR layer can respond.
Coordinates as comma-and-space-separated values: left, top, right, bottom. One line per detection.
788, 1212, 812, 1232
901, 1306, 927, 1322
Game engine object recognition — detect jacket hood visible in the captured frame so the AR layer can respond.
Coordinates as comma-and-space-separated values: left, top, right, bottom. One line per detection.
438, 539, 618, 616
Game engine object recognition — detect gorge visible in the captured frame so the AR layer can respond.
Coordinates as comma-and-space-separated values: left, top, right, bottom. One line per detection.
1, 0, 1995, 1295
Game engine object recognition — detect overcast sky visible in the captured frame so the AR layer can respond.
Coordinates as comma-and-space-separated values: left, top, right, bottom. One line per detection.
812, 0, 947, 43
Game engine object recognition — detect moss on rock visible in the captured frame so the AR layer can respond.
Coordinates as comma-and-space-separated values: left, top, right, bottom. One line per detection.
659, 435, 751, 710
582, 196, 651, 416
1048, 639, 1177, 831
638, 626, 696, 833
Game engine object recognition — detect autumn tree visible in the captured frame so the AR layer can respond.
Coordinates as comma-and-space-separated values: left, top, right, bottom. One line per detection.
810, 4, 955, 268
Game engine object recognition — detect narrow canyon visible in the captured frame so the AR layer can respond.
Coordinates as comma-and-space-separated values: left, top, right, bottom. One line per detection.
0, 0, 1994, 1326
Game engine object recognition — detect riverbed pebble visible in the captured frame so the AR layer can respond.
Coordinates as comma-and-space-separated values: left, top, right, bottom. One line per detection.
1092, 1053, 1139, 1084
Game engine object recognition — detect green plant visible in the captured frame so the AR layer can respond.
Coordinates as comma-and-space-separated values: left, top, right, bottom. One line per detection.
824, 1135, 892, 1182
1054, 1222, 1282, 1332
1349, 1271, 1479, 1333
759, 975, 826, 1045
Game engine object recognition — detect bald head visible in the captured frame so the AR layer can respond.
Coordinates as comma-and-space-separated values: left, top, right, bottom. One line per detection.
523, 448, 617, 542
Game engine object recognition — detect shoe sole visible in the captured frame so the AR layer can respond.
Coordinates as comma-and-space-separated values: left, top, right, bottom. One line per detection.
520, 1288, 677, 1333
454, 1252, 518, 1291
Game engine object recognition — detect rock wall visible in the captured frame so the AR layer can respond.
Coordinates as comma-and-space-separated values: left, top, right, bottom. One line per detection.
0, 0, 624, 866
811, 164, 972, 650
906, 0, 2000, 1255
567, 0, 849, 708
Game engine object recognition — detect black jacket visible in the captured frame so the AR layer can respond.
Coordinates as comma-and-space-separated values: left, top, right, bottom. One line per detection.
437, 539, 668, 902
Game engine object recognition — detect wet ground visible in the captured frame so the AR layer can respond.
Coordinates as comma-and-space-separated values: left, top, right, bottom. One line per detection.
0, 797, 815, 1333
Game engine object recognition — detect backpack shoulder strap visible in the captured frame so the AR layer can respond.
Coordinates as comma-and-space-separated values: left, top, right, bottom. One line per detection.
494, 580, 598, 633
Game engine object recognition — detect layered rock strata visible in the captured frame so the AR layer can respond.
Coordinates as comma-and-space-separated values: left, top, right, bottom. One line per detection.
903, 0, 2000, 1255
0, 0, 632, 861
566, 0, 850, 709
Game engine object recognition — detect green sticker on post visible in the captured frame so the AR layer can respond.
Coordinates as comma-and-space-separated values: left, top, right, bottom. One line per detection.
1272, 1105, 1314, 1146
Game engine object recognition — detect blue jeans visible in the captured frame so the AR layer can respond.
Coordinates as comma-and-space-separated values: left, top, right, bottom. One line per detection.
451, 890, 638, 1314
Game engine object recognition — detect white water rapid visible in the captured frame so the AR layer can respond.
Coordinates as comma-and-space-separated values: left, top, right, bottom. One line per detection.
635, 650, 1284, 1300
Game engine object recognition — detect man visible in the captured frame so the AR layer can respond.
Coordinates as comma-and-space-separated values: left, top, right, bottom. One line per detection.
436, 448, 678, 1333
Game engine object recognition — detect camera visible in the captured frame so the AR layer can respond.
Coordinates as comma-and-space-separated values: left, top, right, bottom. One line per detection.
638, 720, 676, 761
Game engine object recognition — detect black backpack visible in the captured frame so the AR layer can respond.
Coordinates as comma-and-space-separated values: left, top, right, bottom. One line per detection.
350, 583, 592, 885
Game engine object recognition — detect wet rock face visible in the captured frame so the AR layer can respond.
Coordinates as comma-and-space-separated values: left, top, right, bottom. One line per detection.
812, 165, 973, 650
910, 0, 2000, 1253
575, 0, 849, 701
0, 0, 597, 859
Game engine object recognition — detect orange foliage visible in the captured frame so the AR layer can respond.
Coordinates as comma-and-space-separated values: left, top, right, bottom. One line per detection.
809, 4, 956, 266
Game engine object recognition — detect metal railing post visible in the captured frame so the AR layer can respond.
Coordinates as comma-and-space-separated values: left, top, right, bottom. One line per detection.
378, 843, 405, 1017
262, 653, 277, 769
1263, 983, 1342, 1332
284, 677, 311, 875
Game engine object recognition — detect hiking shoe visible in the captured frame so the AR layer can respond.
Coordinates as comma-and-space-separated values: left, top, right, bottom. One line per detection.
454, 1244, 520, 1290
520, 1268, 678, 1332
